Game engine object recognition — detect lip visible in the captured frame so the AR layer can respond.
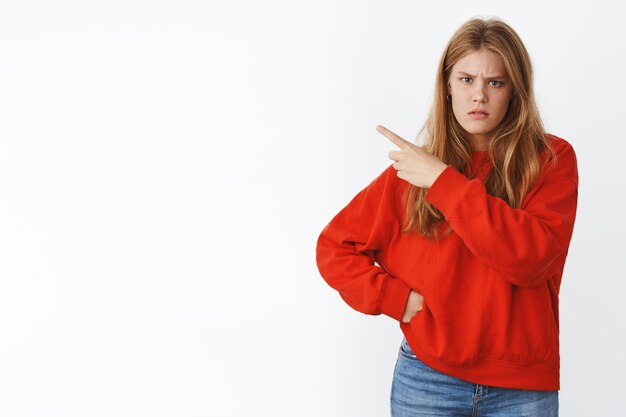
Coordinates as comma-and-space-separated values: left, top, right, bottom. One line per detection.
468, 109, 489, 119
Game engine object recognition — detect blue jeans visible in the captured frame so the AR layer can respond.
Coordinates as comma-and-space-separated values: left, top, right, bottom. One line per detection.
391, 337, 558, 417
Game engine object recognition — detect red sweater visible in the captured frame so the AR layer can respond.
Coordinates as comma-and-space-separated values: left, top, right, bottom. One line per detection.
316, 134, 578, 390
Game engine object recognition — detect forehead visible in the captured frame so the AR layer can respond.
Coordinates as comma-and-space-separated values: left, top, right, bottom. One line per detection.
452, 48, 507, 76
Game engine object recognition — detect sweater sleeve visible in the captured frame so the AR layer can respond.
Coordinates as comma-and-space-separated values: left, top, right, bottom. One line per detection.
316, 165, 413, 321
424, 140, 579, 288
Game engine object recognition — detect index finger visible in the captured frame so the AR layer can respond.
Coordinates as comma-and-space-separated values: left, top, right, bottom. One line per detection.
376, 125, 414, 150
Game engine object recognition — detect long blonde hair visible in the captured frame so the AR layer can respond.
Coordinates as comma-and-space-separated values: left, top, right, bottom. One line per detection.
404, 17, 557, 239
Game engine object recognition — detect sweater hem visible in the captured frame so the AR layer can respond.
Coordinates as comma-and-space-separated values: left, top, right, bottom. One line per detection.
400, 323, 560, 391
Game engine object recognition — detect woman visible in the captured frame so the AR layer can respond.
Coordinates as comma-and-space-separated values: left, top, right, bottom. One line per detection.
316, 17, 578, 416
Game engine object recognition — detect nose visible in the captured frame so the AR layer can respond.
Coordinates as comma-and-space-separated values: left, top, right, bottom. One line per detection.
473, 82, 488, 103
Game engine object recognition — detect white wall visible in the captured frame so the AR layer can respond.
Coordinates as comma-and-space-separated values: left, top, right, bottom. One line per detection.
0, 1, 624, 416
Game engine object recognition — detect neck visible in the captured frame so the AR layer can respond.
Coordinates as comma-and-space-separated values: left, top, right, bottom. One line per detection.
470, 135, 490, 151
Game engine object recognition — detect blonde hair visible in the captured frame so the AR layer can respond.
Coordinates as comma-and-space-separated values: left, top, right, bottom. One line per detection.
404, 17, 557, 239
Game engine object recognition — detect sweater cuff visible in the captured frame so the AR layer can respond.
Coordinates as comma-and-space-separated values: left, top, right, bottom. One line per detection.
425, 165, 471, 215
379, 276, 413, 322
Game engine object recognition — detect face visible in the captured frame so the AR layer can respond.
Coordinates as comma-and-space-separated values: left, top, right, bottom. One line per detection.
448, 48, 513, 150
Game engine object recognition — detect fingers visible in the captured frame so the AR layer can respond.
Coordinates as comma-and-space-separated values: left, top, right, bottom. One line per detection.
376, 125, 413, 150
388, 150, 403, 162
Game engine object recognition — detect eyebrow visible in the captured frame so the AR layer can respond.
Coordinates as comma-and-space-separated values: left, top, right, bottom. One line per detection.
457, 71, 507, 79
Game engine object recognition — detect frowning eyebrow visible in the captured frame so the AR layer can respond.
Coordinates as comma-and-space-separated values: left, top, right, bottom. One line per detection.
457, 71, 507, 79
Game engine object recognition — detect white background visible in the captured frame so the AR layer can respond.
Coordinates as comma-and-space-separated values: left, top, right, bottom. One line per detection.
0, 1, 625, 416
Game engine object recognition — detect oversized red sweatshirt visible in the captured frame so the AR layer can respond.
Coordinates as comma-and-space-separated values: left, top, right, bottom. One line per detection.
316, 134, 578, 391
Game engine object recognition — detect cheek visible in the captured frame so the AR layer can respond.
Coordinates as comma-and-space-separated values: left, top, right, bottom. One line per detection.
492, 94, 512, 116
450, 89, 466, 107
450, 98, 465, 120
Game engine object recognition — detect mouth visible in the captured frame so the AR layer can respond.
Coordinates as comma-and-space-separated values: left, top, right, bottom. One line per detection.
468, 109, 489, 120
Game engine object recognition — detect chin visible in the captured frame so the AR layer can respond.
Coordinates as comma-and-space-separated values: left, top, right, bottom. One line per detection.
463, 122, 498, 133
462, 128, 494, 136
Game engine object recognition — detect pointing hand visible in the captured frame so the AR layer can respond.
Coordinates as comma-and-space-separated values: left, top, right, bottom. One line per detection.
376, 125, 448, 188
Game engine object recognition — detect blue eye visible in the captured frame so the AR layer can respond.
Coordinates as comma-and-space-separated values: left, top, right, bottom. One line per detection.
461, 77, 472, 83
489, 80, 502, 87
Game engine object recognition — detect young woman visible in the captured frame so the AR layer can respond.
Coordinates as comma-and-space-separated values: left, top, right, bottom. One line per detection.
316, 17, 578, 416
